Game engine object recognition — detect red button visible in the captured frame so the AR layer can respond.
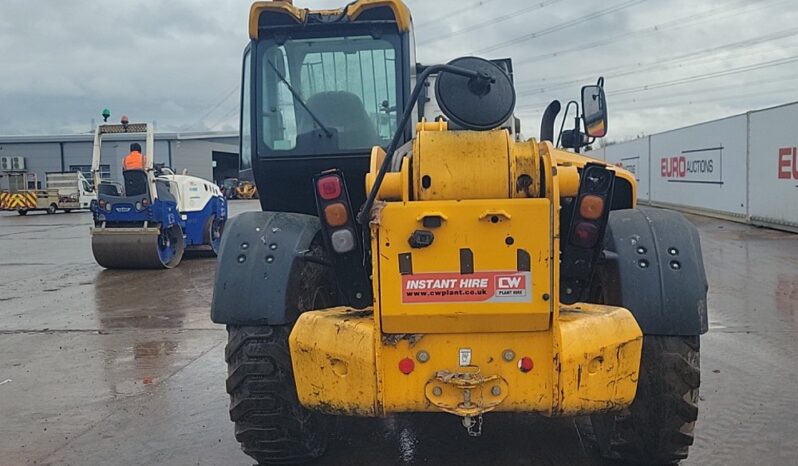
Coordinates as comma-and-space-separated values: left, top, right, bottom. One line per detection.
398, 357, 415, 375
518, 356, 534, 373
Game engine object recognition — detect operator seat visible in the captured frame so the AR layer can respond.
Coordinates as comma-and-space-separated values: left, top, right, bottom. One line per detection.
303, 91, 380, 149
123, 170, 149, 197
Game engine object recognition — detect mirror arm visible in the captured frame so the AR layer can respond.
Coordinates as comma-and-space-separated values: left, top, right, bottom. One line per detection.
356, 64, 485, 226
556, 100, 578, 148
573, 112, 582, 153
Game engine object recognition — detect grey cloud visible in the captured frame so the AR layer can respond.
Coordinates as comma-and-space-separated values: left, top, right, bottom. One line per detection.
1, 0, 796, 140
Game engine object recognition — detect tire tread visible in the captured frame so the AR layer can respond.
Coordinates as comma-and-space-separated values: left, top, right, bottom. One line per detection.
590, 335, 700, 465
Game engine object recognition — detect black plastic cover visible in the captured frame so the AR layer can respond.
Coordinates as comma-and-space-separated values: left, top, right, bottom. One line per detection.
435, 56, 516, 131
211, 211, 323, 325
597, 207, 709, 336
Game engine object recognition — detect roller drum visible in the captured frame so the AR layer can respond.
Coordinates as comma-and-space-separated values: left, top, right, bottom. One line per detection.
91, 224, 185, 269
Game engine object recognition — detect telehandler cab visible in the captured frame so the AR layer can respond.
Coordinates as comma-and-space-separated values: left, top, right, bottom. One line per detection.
212, 1, 708, 464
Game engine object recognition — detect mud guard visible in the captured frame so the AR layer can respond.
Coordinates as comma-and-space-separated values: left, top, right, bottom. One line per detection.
596, 207, 708, 336
211, 211, 323, 325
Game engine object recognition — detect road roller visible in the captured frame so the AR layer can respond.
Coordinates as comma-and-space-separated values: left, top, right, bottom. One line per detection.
211, 1, 708, 464
89, 120, 227, 269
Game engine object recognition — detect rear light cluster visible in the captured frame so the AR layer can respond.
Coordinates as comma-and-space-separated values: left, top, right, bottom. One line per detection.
135, 198, 150, 212
98, 199, 112, 212
316, 174, 355, 254
560, 163, 616, 304
313, 169, 372, 308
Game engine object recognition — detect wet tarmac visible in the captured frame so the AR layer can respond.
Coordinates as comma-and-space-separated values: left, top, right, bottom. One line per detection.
1, 202, 796, 465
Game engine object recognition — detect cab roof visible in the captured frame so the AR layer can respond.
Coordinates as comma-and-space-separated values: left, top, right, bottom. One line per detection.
248, 0, 412, 39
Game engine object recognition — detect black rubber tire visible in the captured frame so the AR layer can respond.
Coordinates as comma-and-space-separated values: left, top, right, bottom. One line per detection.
47, 204, 57, 214
225, 241, 334, 465
590, 335, 700, 465
17, 209, 27, 216
226, 326, 329, 465
64, 209, 72, 213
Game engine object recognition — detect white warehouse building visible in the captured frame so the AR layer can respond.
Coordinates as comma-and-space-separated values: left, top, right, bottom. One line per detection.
0, 131, 239, 192
587, 101, 798, 233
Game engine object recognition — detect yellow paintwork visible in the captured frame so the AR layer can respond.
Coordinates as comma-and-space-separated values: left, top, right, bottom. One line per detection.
290, 123, 643, 420
290, 307, 379, 415
249, 0, 412, 39
365, 146, 407, 201
556, 165, 580, 198
235, 181, 258, 199
413, 128, 512, 201
291, 303, 641, 416
543, 142, 638, 205
375, 198, 552, 334
554, 304, 642, 415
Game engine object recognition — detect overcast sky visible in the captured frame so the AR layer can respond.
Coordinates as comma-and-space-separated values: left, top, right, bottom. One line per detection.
1, 0, 797, 141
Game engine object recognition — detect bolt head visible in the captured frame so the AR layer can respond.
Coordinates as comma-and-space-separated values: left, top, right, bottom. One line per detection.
432, 386, 443, 397
491, 385, 501, 396
502, 349, 515, 362
416, 350, 430, 363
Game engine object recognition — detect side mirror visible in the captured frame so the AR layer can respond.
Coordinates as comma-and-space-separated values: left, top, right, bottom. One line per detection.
581, 84, 607, 138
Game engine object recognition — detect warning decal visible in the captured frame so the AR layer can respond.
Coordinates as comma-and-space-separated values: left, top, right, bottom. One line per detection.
401, 271, 532, 304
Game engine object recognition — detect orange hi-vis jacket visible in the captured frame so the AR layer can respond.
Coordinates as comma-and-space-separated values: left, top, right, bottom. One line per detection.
123, 151, 146, 170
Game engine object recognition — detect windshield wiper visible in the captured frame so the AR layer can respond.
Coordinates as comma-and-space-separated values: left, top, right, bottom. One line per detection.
266, 60, 333, 138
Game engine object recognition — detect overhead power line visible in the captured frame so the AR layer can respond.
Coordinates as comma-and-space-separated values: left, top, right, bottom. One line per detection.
419, 0, 566, 45
474, 0, 648, 54
414, 0, 490, 30
515, 54, 798, 111
511, 0, 789, 75
612, 81, 797, 110
209, 104, 240, 131
191, 85, 239, 129
610, 55, 798, 96
516, 26, 798, 96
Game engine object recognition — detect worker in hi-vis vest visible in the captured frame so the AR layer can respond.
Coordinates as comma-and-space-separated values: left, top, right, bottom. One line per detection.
123, 143, 146, 170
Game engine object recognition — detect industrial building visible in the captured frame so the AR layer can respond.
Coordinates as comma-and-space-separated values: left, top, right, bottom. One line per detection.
0, 131, 238, 192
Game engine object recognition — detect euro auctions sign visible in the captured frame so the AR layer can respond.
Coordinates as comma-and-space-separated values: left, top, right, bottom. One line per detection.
777, 147, 798, 180
401, 271, 532, 304
660, 145, 724, 185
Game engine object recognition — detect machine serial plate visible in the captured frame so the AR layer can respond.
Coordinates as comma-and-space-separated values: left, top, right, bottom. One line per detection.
459, 348, 472, 367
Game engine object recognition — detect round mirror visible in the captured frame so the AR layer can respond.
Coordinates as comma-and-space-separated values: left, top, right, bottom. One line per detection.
435, 57, 516, 131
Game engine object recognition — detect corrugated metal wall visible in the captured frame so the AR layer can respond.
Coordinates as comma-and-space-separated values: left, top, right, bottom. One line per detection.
0, 135, 236, 191
586, 101, 798, 232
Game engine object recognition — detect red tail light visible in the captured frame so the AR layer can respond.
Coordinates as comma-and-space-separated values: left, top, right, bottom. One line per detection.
313, 168, 372, 307
572, 222, 599, 248
561, 163, 617, 304
141, 198, 150, 207
98, 199, 106, 209
317, 176, 342, 200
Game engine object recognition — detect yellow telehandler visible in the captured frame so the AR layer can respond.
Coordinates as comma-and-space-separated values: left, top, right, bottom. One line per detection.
212, 1, 708, 464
